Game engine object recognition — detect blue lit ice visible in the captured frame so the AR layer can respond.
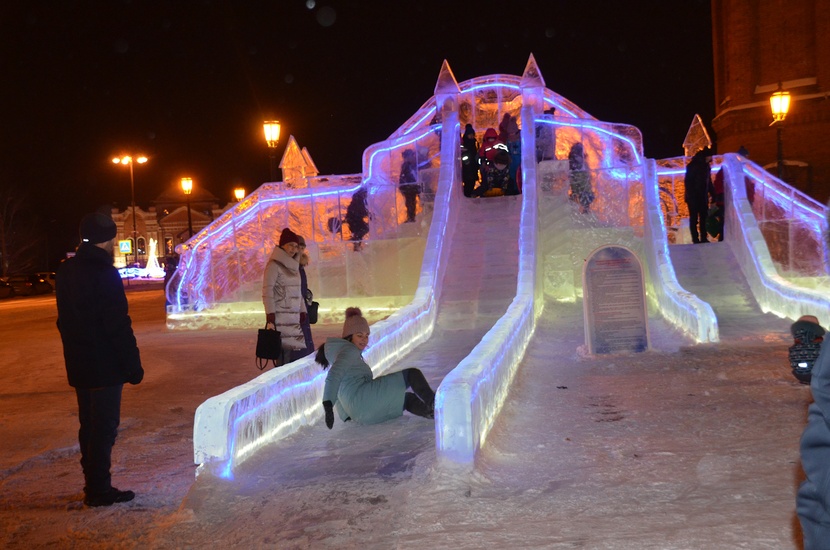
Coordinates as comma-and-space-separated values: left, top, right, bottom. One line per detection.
180, 55, 830, 479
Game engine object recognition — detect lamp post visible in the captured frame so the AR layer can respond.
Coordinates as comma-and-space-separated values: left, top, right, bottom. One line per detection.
233, 187, 246, 202
263, 120, 281, 181
112, 155, 148, 266
769, 85, 791, 180
180, 177, 194, 239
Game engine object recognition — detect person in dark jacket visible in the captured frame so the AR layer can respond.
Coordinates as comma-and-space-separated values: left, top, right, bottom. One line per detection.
568, 143, 594, 213
317, 308, 436, 427
344, 186, 370, 251
461, 124, 479, 197
56, 212, 144, 507
399, 149, 420, 223
291, 235, 315, 361
684, 149, 714, 244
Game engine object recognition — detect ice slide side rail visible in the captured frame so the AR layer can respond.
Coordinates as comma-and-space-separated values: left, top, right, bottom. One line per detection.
645, 159, 719, 343
192, 114, 463, 478
721, 153, 830, 323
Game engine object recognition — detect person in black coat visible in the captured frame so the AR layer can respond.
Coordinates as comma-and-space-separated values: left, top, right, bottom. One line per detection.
291, 235, 315, 361
461, 124, 479, 197
684, 149, 714, 244
56, 212, 144, 507
344, 186, 370, 251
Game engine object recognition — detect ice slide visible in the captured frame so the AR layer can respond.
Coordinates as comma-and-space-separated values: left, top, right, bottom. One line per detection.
179, 56, 830, 477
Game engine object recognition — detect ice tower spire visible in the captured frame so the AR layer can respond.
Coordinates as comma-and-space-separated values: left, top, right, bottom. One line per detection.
520, 53, 546, 115
279, 135, 313, 187
434, 59, 461, 117
434, 59, 460, 97
683, 114, 712, 157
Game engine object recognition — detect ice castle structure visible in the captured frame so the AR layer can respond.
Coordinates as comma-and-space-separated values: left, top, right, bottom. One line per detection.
181, 54, 830, 478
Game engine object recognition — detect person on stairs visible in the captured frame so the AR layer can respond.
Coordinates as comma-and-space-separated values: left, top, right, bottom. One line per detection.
684, 149, 714, 244
317, 307, 436, 428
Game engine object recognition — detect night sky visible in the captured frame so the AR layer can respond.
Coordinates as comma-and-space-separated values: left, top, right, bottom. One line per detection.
2, 0, 713, 268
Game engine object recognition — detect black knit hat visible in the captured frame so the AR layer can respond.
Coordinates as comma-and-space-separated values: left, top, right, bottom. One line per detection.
79, 213, 117, 244
279, 227, 300, 247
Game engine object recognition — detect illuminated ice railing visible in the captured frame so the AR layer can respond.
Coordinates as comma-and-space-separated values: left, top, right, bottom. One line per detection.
167, 128, 445, 330
437, 105, 724, 467
716, 153, 830, 324
193, 113, 463, 477
645, 159, 718, 343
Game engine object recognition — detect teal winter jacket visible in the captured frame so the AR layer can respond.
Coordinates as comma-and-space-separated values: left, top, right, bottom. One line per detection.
322, 338, 406, 425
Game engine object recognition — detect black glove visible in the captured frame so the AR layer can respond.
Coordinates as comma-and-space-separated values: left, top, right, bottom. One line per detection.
127, 366, 144, 385
323, 400, 334, 429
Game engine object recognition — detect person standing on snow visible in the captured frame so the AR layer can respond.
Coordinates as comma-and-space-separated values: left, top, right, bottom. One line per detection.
290, 235, 315, 361
262, 227, 307, 365
56, 212, 144, 507
317, 307, 436, 428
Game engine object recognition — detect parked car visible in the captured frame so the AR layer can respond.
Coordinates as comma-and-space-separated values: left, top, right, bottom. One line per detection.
35, 271, 56, 290
7, 274, 53, 296
0, 280, 13, 299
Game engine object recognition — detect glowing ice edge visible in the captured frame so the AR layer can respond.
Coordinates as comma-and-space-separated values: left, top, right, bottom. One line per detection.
719, 153, 830, 322
192, 112, 462, 478
191, 70, 830, 477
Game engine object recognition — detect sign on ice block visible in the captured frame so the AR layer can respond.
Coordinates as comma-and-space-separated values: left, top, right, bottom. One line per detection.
583, 245, 649, 354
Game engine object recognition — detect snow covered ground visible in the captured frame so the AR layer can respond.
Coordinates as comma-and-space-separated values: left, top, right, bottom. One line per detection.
0, 240, 810, 548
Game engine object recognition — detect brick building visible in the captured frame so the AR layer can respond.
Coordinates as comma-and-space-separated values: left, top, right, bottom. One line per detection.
711, 0, 830, 201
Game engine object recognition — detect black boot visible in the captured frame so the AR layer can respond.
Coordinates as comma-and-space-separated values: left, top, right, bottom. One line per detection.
404, 392, 433, 419
402, 368, 435, 410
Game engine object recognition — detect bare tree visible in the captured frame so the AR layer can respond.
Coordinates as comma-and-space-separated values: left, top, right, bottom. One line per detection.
0, 185, 46, 277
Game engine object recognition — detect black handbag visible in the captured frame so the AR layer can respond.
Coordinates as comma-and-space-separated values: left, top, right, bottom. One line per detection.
308, 301, 319, 325
305, 288, 319, 325
256, 324, 282, 370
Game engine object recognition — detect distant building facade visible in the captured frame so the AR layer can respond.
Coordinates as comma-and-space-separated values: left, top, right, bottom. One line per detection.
111, 185, 229, 268
711, 0, 830, 200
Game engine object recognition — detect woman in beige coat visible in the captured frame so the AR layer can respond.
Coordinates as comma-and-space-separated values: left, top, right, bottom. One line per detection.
262, 228, 307, 365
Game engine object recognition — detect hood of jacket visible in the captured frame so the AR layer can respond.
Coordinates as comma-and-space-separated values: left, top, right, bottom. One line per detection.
792, 319, 825, 340
324, 337, 360, 365
268, 245, 299, 273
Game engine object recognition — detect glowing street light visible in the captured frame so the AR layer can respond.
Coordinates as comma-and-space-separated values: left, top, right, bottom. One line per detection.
233, 187, 246, 202
769, 85, 791, 179
180, 177, 194, 239
263, 120, 281, 181
111, 155, 148, 266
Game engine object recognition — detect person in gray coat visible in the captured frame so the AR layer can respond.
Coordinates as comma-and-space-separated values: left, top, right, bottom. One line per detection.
798, 315, 830, 547
317, 307, 435, 427
262, 228, 307, 365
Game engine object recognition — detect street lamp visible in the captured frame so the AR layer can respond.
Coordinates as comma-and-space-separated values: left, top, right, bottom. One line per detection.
111, 155, 148, 266
263, 120, 281, 181
180, 177, 194, 239
769, 84, 791, 179
233, 187, 245, 202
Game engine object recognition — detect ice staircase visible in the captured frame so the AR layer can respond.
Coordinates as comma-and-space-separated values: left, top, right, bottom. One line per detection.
437, 196, 523, 330
670, 241, 791, 340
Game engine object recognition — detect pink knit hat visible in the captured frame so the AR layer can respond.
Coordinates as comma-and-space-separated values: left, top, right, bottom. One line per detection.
342, 307, 370, 337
